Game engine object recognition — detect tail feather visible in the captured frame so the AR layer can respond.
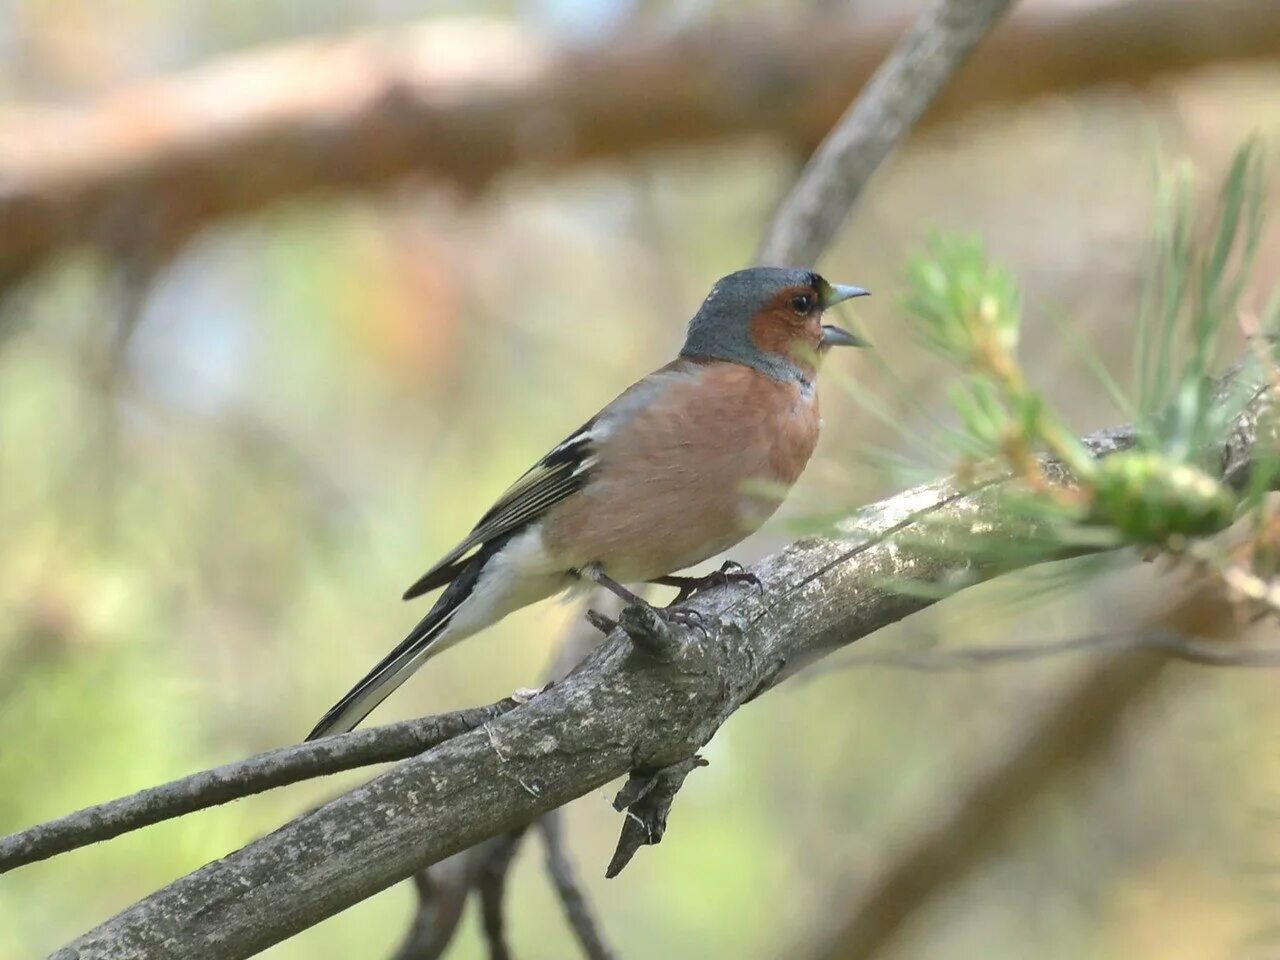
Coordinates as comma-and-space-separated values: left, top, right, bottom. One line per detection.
306, 531, 516, 741
305, 602, 458, 740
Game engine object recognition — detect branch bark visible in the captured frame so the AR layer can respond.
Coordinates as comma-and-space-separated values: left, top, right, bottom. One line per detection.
49, 370, 1274, 960
5, 0, 1280, 283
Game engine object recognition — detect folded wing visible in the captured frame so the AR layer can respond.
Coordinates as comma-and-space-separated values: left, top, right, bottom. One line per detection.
402, 417, 600, 600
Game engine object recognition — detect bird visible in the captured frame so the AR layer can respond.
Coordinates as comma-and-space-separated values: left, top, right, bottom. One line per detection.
307, 267, 869, 740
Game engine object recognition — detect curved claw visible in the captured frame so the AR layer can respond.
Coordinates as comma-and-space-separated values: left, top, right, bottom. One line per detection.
661, 606, 709, 638
716, 560, 764, 596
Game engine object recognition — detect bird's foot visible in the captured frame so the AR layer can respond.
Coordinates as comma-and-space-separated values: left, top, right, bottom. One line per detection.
656, 605, 706, 633
579, 564, 709, 651
656, 560, 764, 604
586, 597, 706, 646
618, 598, 709, 657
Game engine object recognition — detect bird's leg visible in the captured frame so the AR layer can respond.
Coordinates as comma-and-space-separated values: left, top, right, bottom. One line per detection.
582, 567, 649, 608
579, 564, 705, 633
649, 560, 763, 605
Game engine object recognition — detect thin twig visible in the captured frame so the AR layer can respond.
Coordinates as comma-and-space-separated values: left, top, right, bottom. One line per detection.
823, 628, 1280, 673
390, 856, 473, 960
0, 697, 520, 874
476, 830, 527, 960
808, 570, 1249, 960
756, 0, 1017, 267
540, 810, 617, 960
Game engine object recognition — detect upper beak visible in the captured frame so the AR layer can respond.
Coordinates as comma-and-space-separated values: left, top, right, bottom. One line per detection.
820, 283, 871, 309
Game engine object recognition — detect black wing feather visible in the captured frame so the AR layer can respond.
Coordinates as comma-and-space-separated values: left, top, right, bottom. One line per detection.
401, 417, 598, 601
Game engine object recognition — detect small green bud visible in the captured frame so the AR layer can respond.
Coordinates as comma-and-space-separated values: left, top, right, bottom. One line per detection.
1088, 452, 1236, 544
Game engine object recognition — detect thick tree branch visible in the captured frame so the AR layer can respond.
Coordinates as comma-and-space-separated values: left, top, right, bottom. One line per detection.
0, 698, 519, 874
5, 0, 1280, 283
756, 0, 1017, 267
48, 366, 1274, 960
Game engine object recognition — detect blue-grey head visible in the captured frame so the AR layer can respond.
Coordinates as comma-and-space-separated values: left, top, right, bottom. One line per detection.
680, 267, 870, 383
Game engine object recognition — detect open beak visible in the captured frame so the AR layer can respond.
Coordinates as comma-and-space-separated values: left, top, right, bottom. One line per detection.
817, 280, 871, 348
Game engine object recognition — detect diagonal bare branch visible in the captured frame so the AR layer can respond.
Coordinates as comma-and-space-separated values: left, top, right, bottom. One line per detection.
756, 0, 1017, 267
386, 592, 620, 960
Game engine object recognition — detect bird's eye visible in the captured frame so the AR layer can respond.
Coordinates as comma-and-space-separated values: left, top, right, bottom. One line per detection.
790, 293, 814, 315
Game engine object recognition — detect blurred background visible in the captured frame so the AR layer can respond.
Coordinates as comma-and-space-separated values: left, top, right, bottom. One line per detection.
2, 0, 1280, 957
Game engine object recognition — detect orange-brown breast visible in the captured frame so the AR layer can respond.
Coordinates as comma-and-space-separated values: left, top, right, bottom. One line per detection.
541, 359, 821, 583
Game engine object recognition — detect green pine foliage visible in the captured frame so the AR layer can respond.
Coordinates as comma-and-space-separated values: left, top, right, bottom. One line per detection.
900, 140, 1275, 561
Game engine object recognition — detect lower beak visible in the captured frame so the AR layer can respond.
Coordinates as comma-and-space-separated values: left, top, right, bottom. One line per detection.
821, 324, 868, 349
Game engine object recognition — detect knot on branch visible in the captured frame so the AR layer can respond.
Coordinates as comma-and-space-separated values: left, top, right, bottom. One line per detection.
618, 603, 684, 659
606, 755, 708, 879
590, 601, 713, 662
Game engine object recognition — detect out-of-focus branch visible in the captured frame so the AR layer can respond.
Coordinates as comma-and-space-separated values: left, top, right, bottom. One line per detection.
5, 0, 1280, 283
475, 831, 524, 960
756, 0, 1016, 267
811, 647, 1171, 960
825, 627, 1280, 672
540, 810, 617, 960
808, 576, 1253, 960
390, 857, 472, 960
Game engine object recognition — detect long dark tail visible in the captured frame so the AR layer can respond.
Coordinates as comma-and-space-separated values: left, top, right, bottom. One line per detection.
305, 597, 461, 740
306, 532, 516, 741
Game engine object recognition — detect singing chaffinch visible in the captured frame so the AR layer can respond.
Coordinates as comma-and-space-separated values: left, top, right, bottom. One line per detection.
308, 267, 869, 739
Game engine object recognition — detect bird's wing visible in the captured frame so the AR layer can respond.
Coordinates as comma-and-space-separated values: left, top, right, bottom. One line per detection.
402, 417, 600, 600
